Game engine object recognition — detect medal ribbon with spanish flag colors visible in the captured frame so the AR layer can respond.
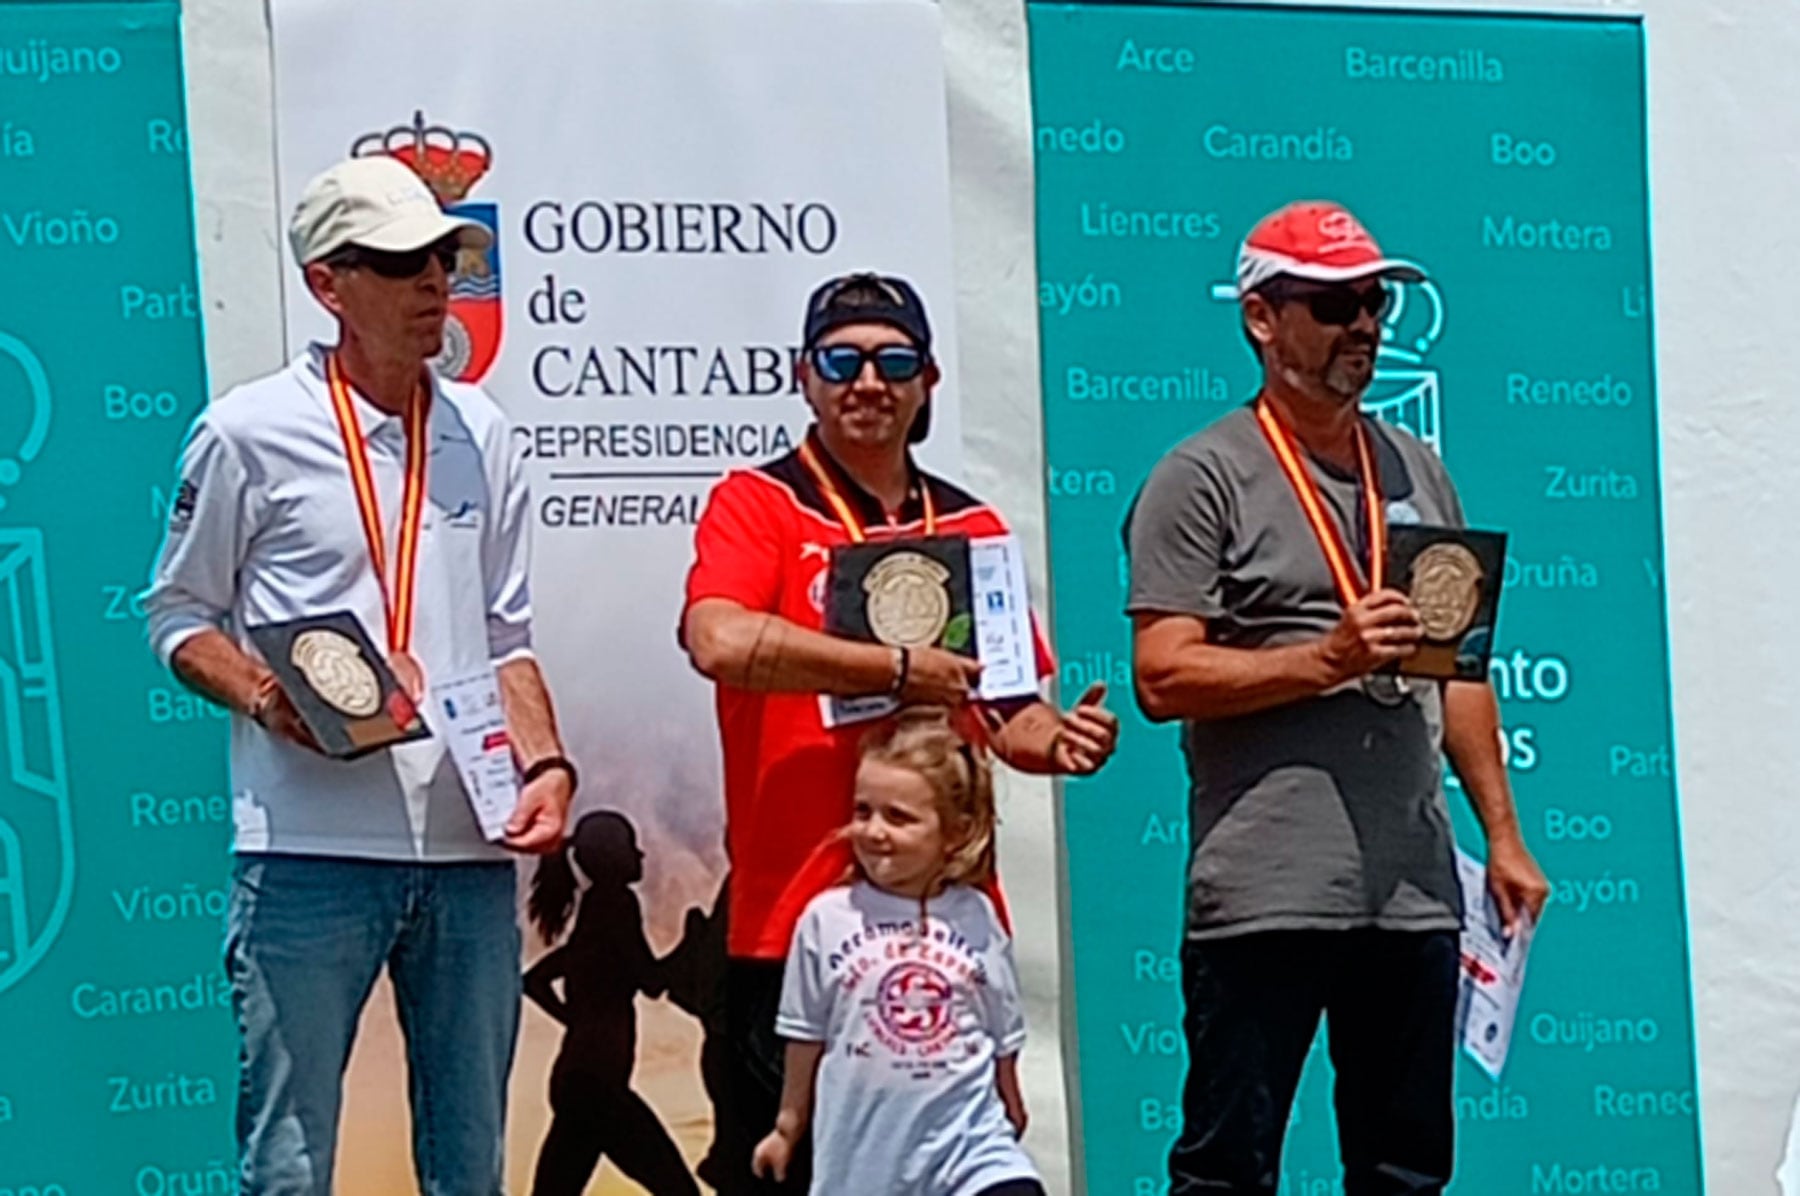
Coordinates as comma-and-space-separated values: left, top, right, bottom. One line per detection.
1254, 397, 1385, 607
798, 438, 936, 542
326, 353, 429, 696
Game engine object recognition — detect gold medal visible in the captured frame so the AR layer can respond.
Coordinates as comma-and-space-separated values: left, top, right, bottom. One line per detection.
863, 551, 952, 647
290, 628, 382, 718
1409, 541, 1484, 641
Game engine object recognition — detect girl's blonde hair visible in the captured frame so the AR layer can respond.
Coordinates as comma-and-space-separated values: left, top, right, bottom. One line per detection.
855, 706, 997, 895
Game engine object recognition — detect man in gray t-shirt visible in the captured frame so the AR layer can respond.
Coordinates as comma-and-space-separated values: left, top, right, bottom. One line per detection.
1127, 201, 1548, 1196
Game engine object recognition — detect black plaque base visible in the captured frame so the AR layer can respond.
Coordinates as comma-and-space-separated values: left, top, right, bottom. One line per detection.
247, 611, 432, 759
825, 534, 976, 657
1387, 524, 1508, 682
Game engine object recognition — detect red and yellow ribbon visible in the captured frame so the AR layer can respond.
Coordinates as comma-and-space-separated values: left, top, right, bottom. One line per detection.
326, 353, 429, 658
799, 438, 936, 542
1254, 398, 1384, 607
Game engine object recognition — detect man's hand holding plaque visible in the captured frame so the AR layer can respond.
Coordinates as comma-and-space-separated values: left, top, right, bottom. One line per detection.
246, 611, 432, 759
820, 535, 979, 723
245, 671, 323, 753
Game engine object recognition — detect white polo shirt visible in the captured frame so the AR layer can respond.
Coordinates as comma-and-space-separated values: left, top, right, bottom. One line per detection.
145, 344, 533, 862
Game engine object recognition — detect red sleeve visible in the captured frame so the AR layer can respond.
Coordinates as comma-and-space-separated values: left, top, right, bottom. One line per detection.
683, 472, 786, 621
757, 836, 855, 957
983, 874, 1013, 935
1030, 611, 1056, 681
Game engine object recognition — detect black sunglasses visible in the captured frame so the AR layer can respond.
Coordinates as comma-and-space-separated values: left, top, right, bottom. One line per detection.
1268, 282, 1392, 326
810, 343, 929, 384
330, 239, 460, 279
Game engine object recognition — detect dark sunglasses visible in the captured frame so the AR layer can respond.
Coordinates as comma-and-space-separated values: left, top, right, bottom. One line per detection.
1270, 282, 1392, 326
331, 239, 460, 279
810, 343, 929, 384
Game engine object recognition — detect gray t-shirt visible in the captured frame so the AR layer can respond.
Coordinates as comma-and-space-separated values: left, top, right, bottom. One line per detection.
1126, 404, 1465, 940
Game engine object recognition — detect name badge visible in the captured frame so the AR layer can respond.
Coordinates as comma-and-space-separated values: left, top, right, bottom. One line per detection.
432, 669, 517, 842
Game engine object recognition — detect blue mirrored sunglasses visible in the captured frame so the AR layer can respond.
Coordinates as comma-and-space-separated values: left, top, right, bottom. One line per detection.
810, 344, 928, 384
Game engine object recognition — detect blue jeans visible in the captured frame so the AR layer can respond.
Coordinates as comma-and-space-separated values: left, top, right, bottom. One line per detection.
225, 854, 522, 1196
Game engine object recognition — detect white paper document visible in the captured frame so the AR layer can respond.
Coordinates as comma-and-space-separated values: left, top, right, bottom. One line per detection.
431, 669, 518, 842
970, 534, 1037, 701
1455, 846, 1538, 1080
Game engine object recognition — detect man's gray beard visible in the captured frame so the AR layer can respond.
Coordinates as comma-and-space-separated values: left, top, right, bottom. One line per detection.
1324, 368, 1372, 401
1323, 351, 1375, 401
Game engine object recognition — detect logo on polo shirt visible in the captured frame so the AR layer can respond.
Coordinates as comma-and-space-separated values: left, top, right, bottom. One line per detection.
351, 110, 503, 384
803, 541, 830, 612
170, 478, 198, 530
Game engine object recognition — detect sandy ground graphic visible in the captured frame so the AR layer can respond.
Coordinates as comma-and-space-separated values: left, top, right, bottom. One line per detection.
337, 980, 714, 1194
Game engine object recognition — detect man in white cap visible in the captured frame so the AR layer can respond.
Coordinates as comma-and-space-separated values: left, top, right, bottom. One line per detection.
145, 155, 574, 1194
1126, 200, 1548, 1194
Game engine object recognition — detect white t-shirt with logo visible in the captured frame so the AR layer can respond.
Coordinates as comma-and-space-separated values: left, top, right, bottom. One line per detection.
777, 881, 1038, 1196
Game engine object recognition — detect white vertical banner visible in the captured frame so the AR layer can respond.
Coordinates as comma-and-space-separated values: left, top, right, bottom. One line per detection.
269, 1, 960, 1189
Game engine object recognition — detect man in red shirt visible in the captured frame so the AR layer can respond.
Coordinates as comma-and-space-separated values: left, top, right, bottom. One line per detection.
682, 272, 1118, 1193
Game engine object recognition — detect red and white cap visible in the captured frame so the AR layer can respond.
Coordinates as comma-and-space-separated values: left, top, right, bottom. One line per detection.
1235, 200, 1425, 296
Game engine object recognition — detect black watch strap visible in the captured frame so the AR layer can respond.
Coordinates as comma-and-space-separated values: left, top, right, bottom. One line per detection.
888, 645, 911, 697
522, 754, 578, 791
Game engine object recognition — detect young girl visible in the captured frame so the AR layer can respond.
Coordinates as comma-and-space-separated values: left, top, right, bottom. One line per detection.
752, 708, 1043, 1196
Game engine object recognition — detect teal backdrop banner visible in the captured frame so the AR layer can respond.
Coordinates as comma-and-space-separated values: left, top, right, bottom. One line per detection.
0, 3, 231, 1193
1027, 4, 1702, 1194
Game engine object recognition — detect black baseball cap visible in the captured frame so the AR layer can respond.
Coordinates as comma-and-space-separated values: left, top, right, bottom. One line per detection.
801, 272, 933, 354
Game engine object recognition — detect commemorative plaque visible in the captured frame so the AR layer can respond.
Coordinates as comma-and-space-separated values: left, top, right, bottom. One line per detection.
1387, 525, 1508, 681
246, 611, 432, 759
825, 535, 977, 657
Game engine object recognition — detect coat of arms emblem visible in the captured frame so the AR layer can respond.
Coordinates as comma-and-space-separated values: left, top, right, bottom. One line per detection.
352, 110, 502, 383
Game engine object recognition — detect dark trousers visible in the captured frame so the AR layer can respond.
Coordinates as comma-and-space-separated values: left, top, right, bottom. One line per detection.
712, 958, 812, 1195
1168, 930, 1458, 1196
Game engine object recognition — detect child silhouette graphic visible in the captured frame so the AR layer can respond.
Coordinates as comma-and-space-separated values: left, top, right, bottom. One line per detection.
526, 810, 700, 1196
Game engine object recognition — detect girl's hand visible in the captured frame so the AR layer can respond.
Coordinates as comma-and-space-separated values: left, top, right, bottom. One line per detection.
1004, 1094, 1029, 1139
996, 1053, 1028, 1138
752, 1130, 794, 1182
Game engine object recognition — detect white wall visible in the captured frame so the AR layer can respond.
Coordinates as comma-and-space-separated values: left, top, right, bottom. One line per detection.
181, 1, 1791, 1193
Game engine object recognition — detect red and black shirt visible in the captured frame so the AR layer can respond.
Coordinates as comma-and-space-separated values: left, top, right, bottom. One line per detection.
682, 430, 1052, 959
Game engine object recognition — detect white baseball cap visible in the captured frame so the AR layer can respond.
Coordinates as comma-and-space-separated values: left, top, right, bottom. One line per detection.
288, 155, 491, 266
